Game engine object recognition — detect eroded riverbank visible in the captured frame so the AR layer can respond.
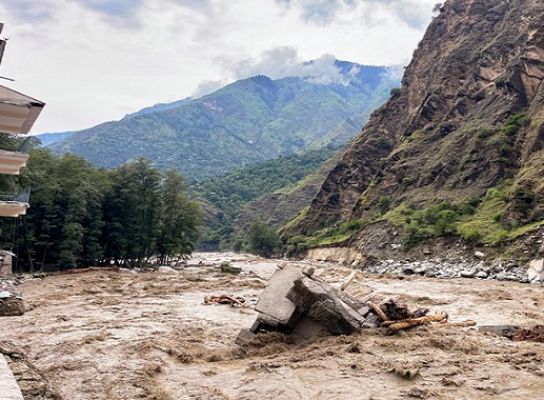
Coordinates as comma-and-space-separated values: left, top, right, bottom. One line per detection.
2, 253, 544, 399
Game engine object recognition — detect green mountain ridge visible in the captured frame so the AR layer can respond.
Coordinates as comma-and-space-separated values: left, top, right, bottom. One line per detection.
45, 61, 399, 180
193, 145, 339, 249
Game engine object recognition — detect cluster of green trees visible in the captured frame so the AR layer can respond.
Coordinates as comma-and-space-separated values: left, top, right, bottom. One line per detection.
238, 222, 281, 258
0, 146, 201, 271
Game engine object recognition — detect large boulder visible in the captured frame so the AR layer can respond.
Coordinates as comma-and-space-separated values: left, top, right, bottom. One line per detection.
0, 294, 24, 317
0, 282, 24, 317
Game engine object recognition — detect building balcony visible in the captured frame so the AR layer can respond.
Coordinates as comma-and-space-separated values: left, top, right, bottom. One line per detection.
0, 149, 29, 175
0, 188, 30, 217
0, 201, 28, 217
0, 85, 45, 135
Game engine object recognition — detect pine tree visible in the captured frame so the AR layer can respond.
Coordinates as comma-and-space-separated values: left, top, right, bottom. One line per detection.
157, 169, 201, 264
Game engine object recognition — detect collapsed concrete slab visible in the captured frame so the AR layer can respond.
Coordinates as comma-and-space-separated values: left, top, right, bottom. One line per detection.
246, 265, 369, 338
254, 265, 303, 327
287, 277, 365, 335
240, 264, 462, 343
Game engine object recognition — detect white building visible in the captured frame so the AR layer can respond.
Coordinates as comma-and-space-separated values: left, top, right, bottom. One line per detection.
0, 23, 45, 219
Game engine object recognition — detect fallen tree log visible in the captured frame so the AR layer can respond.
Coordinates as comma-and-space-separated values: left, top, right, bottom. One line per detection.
368, 301, 390, 322
428, 320, 477, 328
386, 312, 448, 332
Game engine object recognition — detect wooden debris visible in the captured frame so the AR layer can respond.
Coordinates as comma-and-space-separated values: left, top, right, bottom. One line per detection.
368, 301, 390, 322
386, 312, 448, 332
380, 298, 429, 320
380, 299, 413, 320
204, 295, 245, 307
339, 270, 358, 291
513, 325, 544, 343
430, 320, 477, 328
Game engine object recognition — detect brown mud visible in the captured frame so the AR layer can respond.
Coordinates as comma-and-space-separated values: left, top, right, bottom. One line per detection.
2, 253, 544, 399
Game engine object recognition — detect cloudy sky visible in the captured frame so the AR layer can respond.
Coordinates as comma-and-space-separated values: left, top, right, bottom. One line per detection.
0, 0, 438, 133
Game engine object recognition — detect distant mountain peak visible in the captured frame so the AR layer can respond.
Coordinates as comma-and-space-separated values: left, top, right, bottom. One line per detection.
42, 62, 400, 180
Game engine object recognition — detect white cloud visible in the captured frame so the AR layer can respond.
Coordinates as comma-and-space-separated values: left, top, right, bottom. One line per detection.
192, 48, 362, 97
0, 0, 437, 133
218, 48, 351, 84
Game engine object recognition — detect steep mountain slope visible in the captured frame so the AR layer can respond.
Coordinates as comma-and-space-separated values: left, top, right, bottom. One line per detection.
47, 62, 398, 180
285, 0, 544, 257
194, 146, 339, 249
37, 131, 75, 146
233, 151, 341, 234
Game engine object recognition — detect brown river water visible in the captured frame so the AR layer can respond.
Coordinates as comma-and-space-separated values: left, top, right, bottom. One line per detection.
2, 252, 543, 399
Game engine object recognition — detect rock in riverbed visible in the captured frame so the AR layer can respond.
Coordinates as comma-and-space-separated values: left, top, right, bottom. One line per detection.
0, 281, 24, 317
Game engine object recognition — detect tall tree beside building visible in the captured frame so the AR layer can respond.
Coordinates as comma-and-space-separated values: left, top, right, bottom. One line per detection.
0, 150, 201, 271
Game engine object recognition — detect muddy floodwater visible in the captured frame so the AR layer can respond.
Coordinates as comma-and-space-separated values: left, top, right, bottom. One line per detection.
2, 253, 544, 399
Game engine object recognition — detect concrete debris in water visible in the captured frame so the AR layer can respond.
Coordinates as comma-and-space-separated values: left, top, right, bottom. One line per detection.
239, 265, 462, 342
255, 265, 303, 326
287, 276, 366, 335
219, 262, 242, 275
478, 325, 520, 339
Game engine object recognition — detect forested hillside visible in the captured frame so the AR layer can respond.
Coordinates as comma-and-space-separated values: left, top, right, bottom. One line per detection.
45, 62, 398, 180
193, 145, 339, 249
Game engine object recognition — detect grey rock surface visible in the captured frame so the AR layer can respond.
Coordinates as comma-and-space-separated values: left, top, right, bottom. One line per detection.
255, 265, 303, 325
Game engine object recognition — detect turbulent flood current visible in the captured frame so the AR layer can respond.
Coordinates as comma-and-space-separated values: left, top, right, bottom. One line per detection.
2, 252, 544, 399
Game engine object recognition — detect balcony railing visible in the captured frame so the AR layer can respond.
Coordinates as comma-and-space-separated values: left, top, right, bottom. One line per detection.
0, 187, 30, 203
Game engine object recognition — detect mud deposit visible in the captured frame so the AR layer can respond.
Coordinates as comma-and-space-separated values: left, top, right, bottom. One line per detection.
2, 253, 544, 399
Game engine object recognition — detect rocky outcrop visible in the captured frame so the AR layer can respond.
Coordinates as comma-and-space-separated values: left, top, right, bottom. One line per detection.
286, 0, 544, 246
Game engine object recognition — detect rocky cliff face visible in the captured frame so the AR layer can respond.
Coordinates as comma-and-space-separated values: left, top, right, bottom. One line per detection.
286, 0, 544, 255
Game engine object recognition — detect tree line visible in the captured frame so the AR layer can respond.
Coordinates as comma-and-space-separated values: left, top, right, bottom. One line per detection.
0, 145, 201, 272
